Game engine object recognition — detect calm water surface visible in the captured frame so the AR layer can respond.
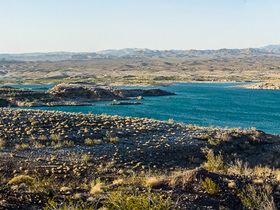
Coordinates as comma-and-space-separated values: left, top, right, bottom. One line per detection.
10, 83, 280, 134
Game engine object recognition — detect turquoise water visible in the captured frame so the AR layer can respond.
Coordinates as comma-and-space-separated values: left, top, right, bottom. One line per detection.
9, 84, 55, 90
10, 83, 280, 134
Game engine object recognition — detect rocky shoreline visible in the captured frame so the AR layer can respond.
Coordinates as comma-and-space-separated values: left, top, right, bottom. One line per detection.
233, 80, 280, 89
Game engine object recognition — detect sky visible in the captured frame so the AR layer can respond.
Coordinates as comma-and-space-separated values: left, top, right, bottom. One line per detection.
1, 0, 280, 53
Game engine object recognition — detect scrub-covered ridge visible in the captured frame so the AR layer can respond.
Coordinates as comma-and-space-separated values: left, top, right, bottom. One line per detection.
0, 108, 280, 209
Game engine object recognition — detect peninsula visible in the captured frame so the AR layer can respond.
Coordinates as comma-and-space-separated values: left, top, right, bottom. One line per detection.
0, 83, 175, 107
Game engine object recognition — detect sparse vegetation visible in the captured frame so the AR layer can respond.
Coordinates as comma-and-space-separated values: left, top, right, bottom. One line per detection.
238, 184, 276, 209
8, 175, 34, 185
0, 139, 5, 150
106, 187, 172, 210
203, 150, 228, 173
201, 177, 220, 195
104, 130, 120, 144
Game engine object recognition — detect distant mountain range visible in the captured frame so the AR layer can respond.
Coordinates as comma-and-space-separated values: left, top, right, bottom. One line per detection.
1, 45, 280, 61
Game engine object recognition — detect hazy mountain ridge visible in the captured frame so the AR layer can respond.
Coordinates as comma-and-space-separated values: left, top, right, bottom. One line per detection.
1, 45, 280, 61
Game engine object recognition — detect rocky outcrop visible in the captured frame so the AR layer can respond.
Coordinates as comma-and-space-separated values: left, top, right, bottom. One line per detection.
109, 102, 142, 105
48, 83, 175, 101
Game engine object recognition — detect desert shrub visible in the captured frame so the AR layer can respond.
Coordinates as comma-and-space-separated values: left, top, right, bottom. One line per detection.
0, 139, 5, 150
112, 178, 124, 185
44, 196, 95, 210
168, 170, 196, 189
220, 133, 231, 141
203, 150, 228, 173
168, 118, 174, 124
228, 159, 251, 176
8, 175, 34, 185
93, 139, 103, 145
208, 138, 219, 145
51, 141, 62, 149
197, 133, 210, 140
30, 176, 51, 193
238, 184, 276, 210
8, 175, 51, 193
50, 134, 62, 141
201, 177, 219, 195
90, 183, 103, 194
84, 138, 94, 146
90, 177, 103, 194
82, 154, 90, 163
15, 143, 30, 151
21, 143, 30, 150
33, 141, 45, 149
106, 187, 172, 209
104, 131, 119, 144
64, 140, 74, 147
144, 176, 164, 188
31, 121, 39, 126
38, 135, 48, 141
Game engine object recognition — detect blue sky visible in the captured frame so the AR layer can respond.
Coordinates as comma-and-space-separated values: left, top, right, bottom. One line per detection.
1, 0, 280, 53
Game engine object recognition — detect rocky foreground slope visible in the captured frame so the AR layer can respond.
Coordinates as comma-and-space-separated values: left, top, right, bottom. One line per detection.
0, 108, 280, 209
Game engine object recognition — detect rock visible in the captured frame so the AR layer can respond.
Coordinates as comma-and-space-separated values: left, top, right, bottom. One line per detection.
228, 181, 236, 189
252, 179, 264, 185
60, 186, 72, 192
0, 85, 17, 89
0, 200, 7, 207
87, 196, 95, 202
275, 184, 280, 192
73, 193, 85, 200
10, 185, 19, 191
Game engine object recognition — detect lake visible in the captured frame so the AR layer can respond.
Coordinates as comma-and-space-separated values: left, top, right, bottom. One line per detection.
7, 83, 280, 134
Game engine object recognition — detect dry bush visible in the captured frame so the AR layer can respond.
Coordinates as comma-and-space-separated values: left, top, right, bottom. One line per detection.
228, 159, 251, 176
238, 184, 275, 210
90, 178, 104, 194
50, 134, 62, 141
15, 143, 30, 151
106, 187, 172, 210
38, 135, 48, 141
0, 139, 5, 150
8, 175, 34, 185
203, 150, 228, 174
112, 178, 124, 185
201, 177, 220, 195
144, 176, 165, 188
84, 138, 94, 146
168, 169, 197, 188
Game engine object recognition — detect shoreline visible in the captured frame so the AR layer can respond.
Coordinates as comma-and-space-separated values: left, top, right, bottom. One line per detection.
0, 78, 260, 87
